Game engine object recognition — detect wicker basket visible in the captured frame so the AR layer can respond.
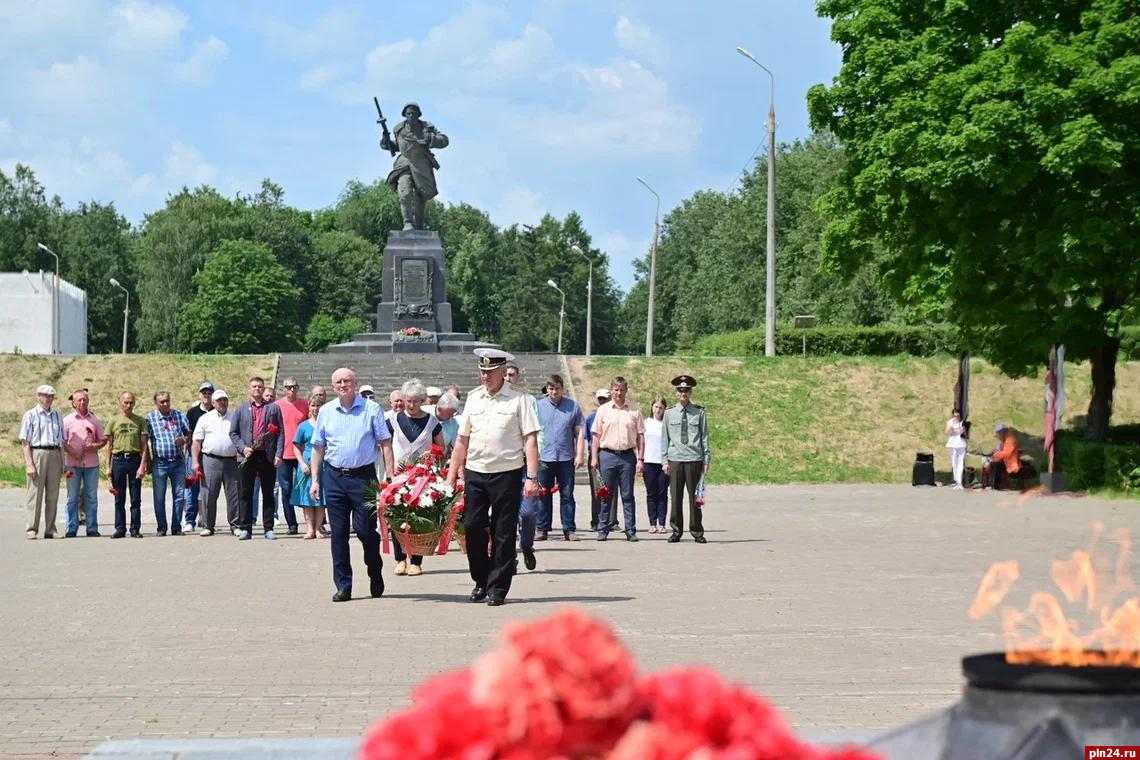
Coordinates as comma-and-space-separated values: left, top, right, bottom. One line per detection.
455, 532, 467, 553
394, 529, 443, 557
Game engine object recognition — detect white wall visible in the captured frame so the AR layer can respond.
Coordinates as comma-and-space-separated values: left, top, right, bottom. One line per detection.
0, 272, 88, 354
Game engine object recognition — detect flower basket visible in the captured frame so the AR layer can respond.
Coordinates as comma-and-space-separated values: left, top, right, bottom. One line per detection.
455, 532, 467, 553
395, 528, 444, 557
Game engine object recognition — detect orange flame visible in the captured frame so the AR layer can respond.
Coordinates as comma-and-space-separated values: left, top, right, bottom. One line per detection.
971, 525, 1140, 667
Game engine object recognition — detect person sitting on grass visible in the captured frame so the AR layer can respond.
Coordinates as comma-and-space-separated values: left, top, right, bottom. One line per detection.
983, 423, 1021, 490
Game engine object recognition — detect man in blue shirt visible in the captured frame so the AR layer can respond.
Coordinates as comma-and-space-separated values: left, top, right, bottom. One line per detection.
535, 374, 585, 542
145, 391, 191, 536
309, 368, 395, 603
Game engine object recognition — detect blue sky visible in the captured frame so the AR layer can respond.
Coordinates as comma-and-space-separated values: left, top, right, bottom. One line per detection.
0, 0, 839, 289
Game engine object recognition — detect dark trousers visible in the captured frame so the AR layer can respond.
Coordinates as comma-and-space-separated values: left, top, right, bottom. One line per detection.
588, 464, 619, 530
238, 451, 276, 532
111, 453, 142, 535
275, 458, 299, 528
643, 462, 669, 526
599, 449, 637, 537
464, 467, 523, 600
668, 460, 705, 539
391, 528, 423, 566
323, 467, 383, 592
538, 459, 577, 534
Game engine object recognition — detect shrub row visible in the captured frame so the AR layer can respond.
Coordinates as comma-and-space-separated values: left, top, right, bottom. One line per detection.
1057, 433, 1140, 493
693, 325, 1140, 359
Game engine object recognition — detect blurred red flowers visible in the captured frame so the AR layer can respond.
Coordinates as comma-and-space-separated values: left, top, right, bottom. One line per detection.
185, 470, 204, 487
358, 609, 881, 760
596, 485, 610, 501
65, 470, 74, 480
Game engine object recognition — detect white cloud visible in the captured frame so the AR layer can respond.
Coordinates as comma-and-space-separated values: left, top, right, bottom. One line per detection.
164, 141, 218, 187
264, 5, 364, 60
614, 16, 664, 68
486, 185, 547, 229
176, 35, 228, 85
298, 64, 343, 91
110, 0, 188, 54
25, 56, 110, 111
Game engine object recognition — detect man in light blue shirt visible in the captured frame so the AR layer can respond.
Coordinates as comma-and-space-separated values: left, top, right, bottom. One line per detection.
309, 368, 395, 603
535, 374, 585, 541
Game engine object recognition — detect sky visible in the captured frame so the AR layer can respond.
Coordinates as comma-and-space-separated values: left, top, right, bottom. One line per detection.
0, 0, 841, 290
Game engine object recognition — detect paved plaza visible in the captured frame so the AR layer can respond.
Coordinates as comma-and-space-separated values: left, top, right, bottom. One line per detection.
0, 482, 1135, 758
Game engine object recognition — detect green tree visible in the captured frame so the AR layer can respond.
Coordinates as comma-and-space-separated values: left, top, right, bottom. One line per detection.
310, 230, 382, 323
178, 240, 301, 353
808, 0, 1140, 441
333, 180, 403, 249
0, 165, 62, 274
303, 314, 366, 352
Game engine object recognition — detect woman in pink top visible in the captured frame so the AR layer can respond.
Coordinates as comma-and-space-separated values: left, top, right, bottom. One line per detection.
62, 389, 107, 537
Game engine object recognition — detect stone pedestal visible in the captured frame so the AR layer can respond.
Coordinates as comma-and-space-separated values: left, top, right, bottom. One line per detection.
327, 230, 498, 354
1039, 471, 1067, 494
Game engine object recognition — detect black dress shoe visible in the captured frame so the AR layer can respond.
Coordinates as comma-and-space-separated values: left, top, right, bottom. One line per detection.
597, 533, 608, 542
130, 532, 143, 538
65, 531, 77, 538
370, 579, 385, 598
486, 597, 506, 607
332, 588, 352, 602
469, 586, 488, 602
157, 530, 167, 537
667, 534, 681, 543
111, 531, 125, 539
694, 536, 708, 544
626, 534, 639, 542
87, 531, 101, 537
522, 547, 536, 570
287, 526, 299, 535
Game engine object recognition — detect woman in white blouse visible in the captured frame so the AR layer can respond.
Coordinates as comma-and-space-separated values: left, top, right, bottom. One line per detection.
945, 408, 968, 489
642, 395, 669, 533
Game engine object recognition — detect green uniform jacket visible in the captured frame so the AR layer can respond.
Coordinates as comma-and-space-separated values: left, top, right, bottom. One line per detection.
661, 403, 710, 464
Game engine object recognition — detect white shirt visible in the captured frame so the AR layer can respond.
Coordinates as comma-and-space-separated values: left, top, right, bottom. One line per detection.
194, 410, 238, 456
20, 405, 63, 447
643, 417, 664, 464
458, 384, 540, 474
946, 418, 967, 449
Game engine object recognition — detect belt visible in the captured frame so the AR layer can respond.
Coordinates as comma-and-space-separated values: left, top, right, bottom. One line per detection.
601, 447, 634, 454
31, 445, 59, 450
327, 463, 376, 477
112, 451, 141, 458
204, 452, 236, 460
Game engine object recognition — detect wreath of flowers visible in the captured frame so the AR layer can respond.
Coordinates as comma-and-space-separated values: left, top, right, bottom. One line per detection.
365, 444, 465, 552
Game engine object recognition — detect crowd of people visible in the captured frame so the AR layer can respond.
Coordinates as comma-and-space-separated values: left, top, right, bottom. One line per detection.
18, 350, 714, 605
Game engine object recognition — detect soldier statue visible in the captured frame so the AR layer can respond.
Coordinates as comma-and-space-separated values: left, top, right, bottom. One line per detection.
379, 102, 449, 230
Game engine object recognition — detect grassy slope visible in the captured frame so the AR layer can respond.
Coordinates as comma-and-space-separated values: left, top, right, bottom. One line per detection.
1, 354, 275, 480
567, 356, 1140, 485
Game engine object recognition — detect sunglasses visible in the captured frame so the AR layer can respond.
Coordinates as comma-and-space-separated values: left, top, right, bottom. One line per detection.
284, 384, 298, 389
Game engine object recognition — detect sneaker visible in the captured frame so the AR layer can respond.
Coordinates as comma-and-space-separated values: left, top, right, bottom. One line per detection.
157, 530, 167, 537
65, 531, 77, 538
407, 564, 423, 577
130, 532, 143, 538
264, 530, 276, 540
237, 530, 251, 540
25, 531, 36, 540
626, 534, 639, 542
287, 525, 299, 535
199, 527, 214, 537
535, 531, 548, 542
231, 527, 241, 537
87, 531, 101, 538
564, 532, 579, 542
394, 561, 408, 576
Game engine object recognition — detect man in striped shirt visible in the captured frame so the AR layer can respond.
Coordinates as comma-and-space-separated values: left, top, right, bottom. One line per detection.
20, 384, 64, 539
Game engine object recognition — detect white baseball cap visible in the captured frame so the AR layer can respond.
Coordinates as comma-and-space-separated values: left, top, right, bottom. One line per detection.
359, 384, 375, 395
595, 388, 611, 399
212, 389, 229, 401
36, 384, 57, 396
426, 386, 442, 396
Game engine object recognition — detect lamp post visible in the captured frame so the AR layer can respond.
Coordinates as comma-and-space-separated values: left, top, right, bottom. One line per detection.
547, 279, 566, 354
737, 46, 777, 358
571, 244, 593, 356
109, 277, 129, 354
635, 177, 660, 357
36, 243, 60, 355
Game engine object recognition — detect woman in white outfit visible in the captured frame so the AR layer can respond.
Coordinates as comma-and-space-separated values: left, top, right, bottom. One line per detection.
387, 379, 445, 576
945, 408, 968, 489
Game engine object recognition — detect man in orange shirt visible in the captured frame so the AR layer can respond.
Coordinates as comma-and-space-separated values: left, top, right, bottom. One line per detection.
984, 423, 1021, 489
590, 376, 645, 542
275, 377, 309, 535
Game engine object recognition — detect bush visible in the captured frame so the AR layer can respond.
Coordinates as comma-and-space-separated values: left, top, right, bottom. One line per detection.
1121, 326, 1140, 361
303, 314, 366, 352
1058, 432, 1140, 492
693, 324, 961, 357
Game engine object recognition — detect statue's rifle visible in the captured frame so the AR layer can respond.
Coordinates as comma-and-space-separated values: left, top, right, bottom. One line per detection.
374, 97, 396, 156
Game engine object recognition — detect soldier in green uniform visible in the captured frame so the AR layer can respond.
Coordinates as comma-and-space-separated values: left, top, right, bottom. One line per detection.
662, 375, 710, 543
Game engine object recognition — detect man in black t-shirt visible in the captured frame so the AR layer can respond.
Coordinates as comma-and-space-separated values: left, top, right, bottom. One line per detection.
183, 382, 214, 530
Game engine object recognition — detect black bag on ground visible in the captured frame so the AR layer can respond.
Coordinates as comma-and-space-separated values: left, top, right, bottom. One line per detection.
912, 452, 936, 486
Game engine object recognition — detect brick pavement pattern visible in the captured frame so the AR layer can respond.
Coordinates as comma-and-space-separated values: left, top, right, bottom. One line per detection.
0, 483, 1132, 758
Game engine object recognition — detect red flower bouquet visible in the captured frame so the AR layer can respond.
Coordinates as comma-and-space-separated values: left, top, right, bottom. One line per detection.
359, 609, 881, 760
185, 470, 204, 488
65, 470, 74, 480
241, 422, 280, 468
596, 484, 610, 501
365, 448, 464, 556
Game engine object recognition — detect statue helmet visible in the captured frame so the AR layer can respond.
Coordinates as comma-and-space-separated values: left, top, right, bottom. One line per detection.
401, 102, 422, 117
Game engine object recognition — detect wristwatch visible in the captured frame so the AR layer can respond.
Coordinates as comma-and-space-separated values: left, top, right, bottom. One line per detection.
526, 475, 539, 482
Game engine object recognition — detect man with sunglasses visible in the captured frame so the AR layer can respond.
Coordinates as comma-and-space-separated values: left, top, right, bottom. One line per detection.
275, 377, 308, 535
662, 375, 711, 544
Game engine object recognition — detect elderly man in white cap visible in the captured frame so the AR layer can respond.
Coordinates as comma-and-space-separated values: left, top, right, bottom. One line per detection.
445, 348, 541, 606
191, 390, 240, 536
20, 384, 64, 539
585, 388, 617, 532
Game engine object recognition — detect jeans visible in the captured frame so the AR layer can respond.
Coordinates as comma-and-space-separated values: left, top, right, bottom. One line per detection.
642, 462, 668, 526
275, 458, 299, 528
65, 465, 100, 534
111, 453, 142, 535
537, 459, 577, 534
183, 452, 201, 527
152, 456, 185, 533
599, 449, 637, 536
519, 468, 539, 550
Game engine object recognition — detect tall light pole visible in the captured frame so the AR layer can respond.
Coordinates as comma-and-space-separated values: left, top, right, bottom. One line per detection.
635, 177, 660, 357
547, 279, 566, 354
737, 46, 777, 357
571, 244, 593, 356
109, 278, 129, 354
36, 243, 60, 355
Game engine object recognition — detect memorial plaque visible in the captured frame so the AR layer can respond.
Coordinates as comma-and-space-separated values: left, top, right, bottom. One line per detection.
401, 258, 430, 305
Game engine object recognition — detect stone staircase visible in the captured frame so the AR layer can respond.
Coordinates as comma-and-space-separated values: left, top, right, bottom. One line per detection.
274, 352, 570, 399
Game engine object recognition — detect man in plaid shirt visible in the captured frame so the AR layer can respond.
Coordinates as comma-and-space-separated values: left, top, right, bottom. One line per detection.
146, 391, 192, 536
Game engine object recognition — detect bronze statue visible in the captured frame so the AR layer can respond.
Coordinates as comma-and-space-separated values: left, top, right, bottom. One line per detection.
376, 100, 449, 230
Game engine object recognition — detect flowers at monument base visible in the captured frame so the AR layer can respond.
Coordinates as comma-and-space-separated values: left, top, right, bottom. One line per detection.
399, 326, 426, 336
358, 608, 881, 760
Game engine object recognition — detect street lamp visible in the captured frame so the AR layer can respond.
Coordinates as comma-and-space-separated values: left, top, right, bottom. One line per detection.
36, 243, 60, 355
737, 45, 777, 358
571, 244, 593, 356
109, 277, 129, 355
547, 279, 566, 354
635, 176, 660, 357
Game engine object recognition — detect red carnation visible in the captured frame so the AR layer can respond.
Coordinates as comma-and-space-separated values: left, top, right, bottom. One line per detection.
65, 470, 74, 479
550, 484, 560, 494
695, 498, 705, 507
454, 483, 464, 494
108, 487, 120, 496
267, 423, 279, 435
596, 485, 610, 501
429, 443, 445, 460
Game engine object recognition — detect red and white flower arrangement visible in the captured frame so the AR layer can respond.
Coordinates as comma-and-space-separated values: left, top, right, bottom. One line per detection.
359, 608, 880, 760
366, 444, 465, 555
